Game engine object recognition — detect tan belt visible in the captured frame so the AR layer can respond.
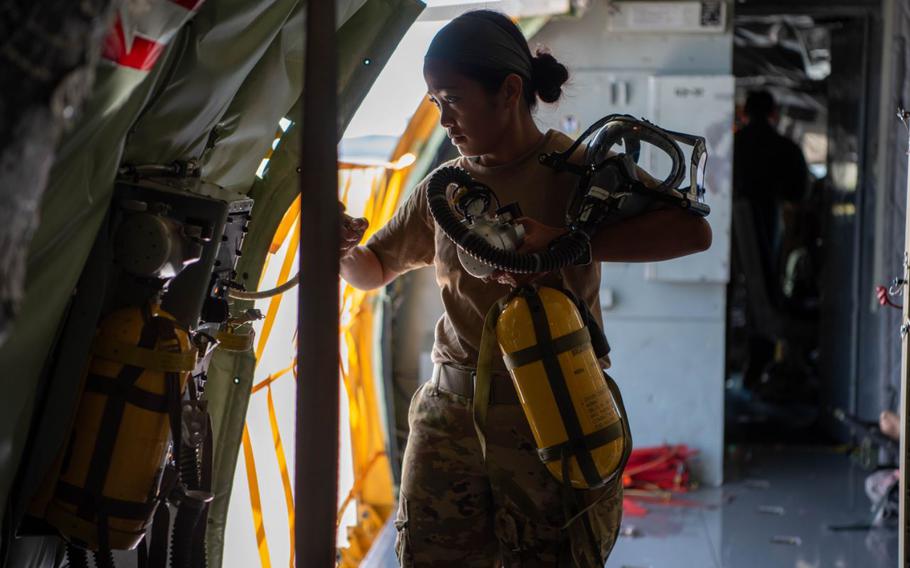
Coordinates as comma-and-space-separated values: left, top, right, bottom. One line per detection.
432, 363, 520, 405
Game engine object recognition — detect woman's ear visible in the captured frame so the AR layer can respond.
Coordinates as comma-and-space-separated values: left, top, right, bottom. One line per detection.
500, 73, 525, 109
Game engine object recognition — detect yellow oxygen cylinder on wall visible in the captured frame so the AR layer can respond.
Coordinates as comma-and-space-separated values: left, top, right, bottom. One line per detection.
31, 303, 195, 550
496, 286, 630, 489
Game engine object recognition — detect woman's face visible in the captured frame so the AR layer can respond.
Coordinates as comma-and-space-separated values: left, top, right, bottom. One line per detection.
423, 58, 511, 157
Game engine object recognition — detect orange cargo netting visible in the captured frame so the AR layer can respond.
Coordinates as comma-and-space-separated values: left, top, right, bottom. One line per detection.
239, 99, 440, 568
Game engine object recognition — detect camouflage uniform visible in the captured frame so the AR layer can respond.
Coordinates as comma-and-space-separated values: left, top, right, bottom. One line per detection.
394, 374, 623, 567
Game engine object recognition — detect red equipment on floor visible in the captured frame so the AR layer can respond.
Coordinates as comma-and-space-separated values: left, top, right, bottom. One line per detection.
622, 445, 700, 517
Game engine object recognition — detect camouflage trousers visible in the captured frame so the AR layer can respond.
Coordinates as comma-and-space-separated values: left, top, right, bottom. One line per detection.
394, 374, 624, 567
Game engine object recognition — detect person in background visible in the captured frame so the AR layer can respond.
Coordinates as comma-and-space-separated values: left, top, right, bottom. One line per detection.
734, 90, 809, 390
734, 90, 809, 295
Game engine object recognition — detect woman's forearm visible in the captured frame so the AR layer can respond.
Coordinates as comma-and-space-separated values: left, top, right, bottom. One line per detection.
340, 245, 399, 290
590, 209, 712, 263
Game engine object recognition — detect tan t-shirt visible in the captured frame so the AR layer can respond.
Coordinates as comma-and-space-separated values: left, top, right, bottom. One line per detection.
366, 129, 605, 371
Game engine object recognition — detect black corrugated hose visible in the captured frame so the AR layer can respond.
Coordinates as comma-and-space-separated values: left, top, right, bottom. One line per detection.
65, 544, 89, 568
93, 549, 115, 568
426, 166, 590, 274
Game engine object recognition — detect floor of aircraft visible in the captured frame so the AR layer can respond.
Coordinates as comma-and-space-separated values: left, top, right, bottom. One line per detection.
363, 447, 895, 567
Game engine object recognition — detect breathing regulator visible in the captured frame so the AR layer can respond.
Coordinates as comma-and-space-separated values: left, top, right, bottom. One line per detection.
426, 114, 710, 277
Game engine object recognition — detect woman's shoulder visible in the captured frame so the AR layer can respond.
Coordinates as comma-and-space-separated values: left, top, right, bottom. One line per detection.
413, 157, 464, 188
545, 128, 575, 149
543, 129, 586, 165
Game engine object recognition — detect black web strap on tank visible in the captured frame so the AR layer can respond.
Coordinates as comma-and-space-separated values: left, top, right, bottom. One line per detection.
82, 374, 170, 412
537, 421, 624, 464
522, 289, 603, 488
502, 327, 591, 370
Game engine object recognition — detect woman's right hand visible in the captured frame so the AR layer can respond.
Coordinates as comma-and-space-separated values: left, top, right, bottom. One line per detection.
340, 202, 369, 259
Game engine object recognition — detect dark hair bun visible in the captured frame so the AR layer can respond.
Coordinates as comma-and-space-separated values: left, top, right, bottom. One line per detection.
531, 50, 568, 103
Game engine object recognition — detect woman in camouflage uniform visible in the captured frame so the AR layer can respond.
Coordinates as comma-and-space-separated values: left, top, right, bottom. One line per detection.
340, 10, 712, 566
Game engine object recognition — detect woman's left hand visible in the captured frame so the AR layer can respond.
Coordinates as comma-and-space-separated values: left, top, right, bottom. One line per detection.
488, 217, 567, 287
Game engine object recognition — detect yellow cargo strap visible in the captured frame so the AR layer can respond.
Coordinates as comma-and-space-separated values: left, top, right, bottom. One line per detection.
251, 365, 293, 394
91, 337, 196, 373
266, 385, 295, 568
269, 196, 300, 255
242, 425, 272, 568
256, 216, 300, 362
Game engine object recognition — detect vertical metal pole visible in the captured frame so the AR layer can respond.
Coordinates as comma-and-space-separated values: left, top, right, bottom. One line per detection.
898, 107, 910, 568
298, 0, 339, 566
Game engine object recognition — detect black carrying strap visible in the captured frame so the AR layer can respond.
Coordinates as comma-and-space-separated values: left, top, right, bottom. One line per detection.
523, 289, 602, 488
503, 327, 591, 370
602, 372, 633, 482
560, 287, 610, 360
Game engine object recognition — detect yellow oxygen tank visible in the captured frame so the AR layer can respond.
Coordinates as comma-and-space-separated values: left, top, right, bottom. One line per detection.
31, 304, 195, 550
496, 287, 627, 489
